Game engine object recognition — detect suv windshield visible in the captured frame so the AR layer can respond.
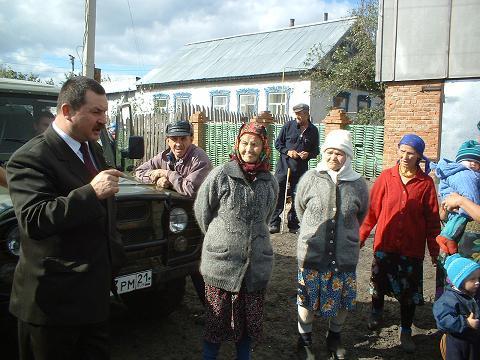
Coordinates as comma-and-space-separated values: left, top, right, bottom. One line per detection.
0, 95, 57, 163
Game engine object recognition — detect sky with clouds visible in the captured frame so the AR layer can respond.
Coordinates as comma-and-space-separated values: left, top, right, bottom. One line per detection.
1, 0, 356, 83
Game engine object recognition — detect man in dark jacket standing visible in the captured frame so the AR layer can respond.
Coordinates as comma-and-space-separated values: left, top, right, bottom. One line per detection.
7, 76, 123, 359
269, 103, 319, 234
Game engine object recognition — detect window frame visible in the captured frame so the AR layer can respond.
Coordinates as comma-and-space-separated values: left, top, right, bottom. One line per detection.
357, 94, 371, 111
265, 86, 292, 116
333, 91, 351, 112
173, 92, 192, 110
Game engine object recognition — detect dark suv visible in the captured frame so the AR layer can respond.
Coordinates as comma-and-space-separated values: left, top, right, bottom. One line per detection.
0, 78, 203, 328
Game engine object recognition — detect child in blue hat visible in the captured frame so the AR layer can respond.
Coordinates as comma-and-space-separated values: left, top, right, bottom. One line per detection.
434, 140, 480, 255
433, 254, 480, 359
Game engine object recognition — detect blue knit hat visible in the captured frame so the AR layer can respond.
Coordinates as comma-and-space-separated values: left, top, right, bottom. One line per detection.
455, 140, 480, 164
398, 134, 431, 174
445, 254, 480, 289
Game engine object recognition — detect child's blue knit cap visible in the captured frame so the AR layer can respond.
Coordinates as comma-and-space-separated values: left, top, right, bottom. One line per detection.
456, 140, 480, 164
445, 254, 480, 289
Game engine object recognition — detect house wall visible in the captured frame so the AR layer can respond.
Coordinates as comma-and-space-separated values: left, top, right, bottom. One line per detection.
131, 78, 312, 118
383, 80, 443, 169
310, 85, 382, 121
107, 78, 377, 125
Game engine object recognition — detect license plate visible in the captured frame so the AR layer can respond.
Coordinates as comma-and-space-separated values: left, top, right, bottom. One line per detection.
114, 270, 152, 294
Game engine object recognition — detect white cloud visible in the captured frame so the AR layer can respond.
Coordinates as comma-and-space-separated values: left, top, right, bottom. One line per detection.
1, 0, 354, 83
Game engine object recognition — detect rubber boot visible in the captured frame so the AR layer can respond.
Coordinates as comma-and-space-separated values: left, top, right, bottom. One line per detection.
326, 330, 346, 360
296, 334, 315, 360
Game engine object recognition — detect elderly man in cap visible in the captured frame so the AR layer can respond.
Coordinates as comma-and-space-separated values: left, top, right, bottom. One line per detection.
135, 120, 212, 305
269, 103, 319, 234
135, 119, 212, 198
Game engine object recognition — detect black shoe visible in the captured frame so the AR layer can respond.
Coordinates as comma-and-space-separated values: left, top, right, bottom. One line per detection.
269, 224, 280, 234
326, 331, 346, 360
289, 227, 299, 234
297, 336, 315, 360
367, 312, 383, 331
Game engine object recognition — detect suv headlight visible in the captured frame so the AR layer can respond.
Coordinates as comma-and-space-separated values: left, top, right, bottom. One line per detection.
169, 207, 188, 233
6, 225, 20, 256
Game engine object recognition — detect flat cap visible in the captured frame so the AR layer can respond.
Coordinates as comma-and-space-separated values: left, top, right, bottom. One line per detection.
293, 103, 309, 112
166, 120, 193, 137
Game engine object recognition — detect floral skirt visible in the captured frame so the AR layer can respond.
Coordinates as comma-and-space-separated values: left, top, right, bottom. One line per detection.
204, 284, 265, 343
370, 251, 424, 305
297, 267, 357, 317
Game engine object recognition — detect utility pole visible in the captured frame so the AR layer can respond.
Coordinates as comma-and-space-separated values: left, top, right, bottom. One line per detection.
82, 0, 96, 79
68, 54, 75, 75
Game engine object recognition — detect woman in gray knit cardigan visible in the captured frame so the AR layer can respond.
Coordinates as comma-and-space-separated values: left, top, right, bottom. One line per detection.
194, 122, 278, 360
295, 129, 369, 360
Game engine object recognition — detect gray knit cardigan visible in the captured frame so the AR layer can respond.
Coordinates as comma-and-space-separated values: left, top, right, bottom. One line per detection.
194, 161, 279, 292
295, 169, 369, 272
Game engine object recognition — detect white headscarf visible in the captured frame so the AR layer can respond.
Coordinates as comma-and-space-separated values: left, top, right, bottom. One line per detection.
315, 129, 361, 183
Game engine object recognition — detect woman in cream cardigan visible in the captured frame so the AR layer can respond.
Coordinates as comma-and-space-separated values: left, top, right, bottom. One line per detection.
295, 129, 368, 360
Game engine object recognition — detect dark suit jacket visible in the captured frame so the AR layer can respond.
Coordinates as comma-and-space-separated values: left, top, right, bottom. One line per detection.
274, 119, 319, 179
7, 126, 116, 325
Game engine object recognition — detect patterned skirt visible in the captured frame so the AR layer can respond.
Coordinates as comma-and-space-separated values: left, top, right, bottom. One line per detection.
370, 251, 424, 305
204, 284, 265, 343
297, 267, 357, 317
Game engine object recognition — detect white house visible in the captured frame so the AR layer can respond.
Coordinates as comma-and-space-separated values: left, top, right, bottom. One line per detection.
108, 17, 376, 123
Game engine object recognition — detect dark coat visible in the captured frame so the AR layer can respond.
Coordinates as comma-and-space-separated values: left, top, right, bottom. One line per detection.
274, 119, 319, 178
433, 285, 480, 344
7, 126, 118, 325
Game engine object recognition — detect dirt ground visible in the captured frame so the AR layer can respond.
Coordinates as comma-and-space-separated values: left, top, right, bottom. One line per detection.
110, 232, 441, 360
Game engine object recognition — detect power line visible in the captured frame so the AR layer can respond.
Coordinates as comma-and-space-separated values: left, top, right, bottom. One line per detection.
126, 0, 145, 70
1, 61, 151, 74
1, 60, 156, 69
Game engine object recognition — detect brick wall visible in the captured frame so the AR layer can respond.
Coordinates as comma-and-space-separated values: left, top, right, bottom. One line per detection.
383, 80, 443, 168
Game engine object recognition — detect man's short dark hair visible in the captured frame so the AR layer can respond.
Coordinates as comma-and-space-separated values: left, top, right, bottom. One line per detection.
57, 76, 106, 113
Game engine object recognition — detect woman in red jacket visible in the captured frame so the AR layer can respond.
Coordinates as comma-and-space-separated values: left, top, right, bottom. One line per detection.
360, 134, 441, 353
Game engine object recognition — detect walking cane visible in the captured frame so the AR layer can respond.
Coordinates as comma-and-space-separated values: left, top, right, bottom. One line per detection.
281, 167, 291, 234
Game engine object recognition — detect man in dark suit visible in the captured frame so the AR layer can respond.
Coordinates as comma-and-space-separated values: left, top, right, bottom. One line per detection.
269, 103, 319, 234
7, 76, 123, 359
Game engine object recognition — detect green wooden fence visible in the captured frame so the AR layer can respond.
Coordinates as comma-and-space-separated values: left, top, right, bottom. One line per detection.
205, 122, 384, 179
347, 124, 384, 179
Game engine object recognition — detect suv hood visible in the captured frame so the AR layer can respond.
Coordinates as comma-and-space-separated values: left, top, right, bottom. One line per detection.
116, 177, 189, 201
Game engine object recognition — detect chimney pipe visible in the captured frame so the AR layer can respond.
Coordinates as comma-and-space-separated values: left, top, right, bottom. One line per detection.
290, 18, 295, 27
324, 13, 328, 21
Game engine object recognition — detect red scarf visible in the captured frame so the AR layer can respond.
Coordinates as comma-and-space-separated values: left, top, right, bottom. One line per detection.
230, 122, 271, 182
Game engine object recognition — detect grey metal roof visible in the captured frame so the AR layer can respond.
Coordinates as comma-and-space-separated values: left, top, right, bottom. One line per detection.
139, 17, 355, 86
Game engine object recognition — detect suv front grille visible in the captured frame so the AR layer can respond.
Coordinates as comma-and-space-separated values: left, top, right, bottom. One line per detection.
116, 200, 165, 248
119, 227, 153, 247
117, 201, 149, 222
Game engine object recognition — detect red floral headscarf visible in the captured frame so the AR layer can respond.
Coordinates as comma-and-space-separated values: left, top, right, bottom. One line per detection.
230, 122, 271, 181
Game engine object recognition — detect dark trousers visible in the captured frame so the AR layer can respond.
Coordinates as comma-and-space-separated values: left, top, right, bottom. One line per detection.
269, 173, 300, 230
445, 333, 480, 360
18, 319, 109, 360
203, 336, 251, 360
372, 295, 416, 329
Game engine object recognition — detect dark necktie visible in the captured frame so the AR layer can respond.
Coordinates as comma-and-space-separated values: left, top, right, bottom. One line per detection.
80, 142, 99, 177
